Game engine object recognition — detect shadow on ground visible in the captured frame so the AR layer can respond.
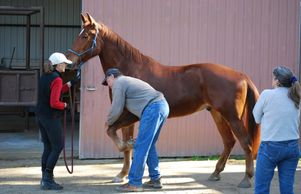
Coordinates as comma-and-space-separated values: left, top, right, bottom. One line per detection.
0, 158, 300, 194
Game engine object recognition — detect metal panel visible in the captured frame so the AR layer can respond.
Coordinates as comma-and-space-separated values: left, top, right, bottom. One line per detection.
0, 0, 81, 66
79, 0, 300, 158
0, 70, 38, 106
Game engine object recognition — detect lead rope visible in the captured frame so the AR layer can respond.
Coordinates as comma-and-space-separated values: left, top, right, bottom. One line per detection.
63, 86, 75, 174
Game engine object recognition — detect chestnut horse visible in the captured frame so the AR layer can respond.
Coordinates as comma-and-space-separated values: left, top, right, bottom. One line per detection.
67, 13, 260, 188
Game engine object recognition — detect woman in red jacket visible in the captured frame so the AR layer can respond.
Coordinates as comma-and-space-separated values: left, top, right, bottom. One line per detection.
36, 52, 74, 190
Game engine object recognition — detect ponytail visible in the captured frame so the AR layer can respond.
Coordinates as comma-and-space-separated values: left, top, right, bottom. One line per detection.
43, 63, 55, 73
288, 80, 301, 109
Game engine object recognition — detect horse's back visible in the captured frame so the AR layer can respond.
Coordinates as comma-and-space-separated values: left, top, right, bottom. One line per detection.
181, 63, 246, 80
164, 63, 250, 96
149, 63, 254, 117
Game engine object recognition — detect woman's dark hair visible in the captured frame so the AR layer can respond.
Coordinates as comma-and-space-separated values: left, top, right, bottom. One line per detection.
273, 66, 301, 108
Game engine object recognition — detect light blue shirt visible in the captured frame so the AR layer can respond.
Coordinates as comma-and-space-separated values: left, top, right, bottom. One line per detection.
252, 87, 300, 141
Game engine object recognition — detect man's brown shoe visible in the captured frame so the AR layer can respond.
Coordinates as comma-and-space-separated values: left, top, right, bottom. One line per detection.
116, 183, 143, 192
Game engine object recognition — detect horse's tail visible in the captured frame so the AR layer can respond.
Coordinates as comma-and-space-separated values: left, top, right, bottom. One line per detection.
245, 78, 260, 159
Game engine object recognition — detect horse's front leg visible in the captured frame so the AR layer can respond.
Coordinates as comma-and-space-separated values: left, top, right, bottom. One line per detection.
112, 124, 134, 183
107, 121, 134, 152
106, 125, 128, 151
106, 111, 138, 183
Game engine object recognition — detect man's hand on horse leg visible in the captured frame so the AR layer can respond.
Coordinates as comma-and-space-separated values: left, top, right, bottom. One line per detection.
106, 127, 127, 152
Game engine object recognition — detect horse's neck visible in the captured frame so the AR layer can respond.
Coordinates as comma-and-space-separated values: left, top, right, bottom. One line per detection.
98, 28, 147, 73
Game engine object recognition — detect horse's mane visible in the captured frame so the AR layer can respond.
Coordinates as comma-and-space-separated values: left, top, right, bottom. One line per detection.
99, 23, 143, 63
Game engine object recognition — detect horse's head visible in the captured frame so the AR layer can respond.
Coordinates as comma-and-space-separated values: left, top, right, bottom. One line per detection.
67, 13, 104, 70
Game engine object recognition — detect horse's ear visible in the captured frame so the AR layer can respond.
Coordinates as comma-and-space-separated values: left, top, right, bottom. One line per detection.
86, 13, 96, 26
81, 13, 88, 24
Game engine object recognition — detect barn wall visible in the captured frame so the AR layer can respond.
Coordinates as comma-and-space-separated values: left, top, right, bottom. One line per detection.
79, 0, 300, 158
0, 0, 81, 68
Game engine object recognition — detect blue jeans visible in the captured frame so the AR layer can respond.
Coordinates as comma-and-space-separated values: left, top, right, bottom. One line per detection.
255, 140, 300, 194
128, 100, 169, 187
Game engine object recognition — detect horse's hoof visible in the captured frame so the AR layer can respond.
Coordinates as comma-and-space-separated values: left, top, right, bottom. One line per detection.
238, 178, 251, 188
112, 176, 125, 183
208, 174, 221, 181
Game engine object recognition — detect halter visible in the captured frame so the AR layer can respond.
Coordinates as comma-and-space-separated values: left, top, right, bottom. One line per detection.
68, 28, 99, 78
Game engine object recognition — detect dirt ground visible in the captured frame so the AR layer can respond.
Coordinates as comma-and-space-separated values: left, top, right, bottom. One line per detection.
0, 132, 300, 194
0, 157, 301, 194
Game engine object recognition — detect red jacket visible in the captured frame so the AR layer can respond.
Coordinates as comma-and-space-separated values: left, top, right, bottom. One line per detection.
50, 77, 69, 110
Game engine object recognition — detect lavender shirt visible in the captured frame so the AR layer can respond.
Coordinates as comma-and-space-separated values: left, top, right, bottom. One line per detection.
252, 87, 300, 141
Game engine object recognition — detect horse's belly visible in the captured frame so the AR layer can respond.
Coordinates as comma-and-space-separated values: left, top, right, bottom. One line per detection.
169, 103, 209, 118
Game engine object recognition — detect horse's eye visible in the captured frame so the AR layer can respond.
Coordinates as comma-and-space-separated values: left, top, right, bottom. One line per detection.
82, 33, 88, 39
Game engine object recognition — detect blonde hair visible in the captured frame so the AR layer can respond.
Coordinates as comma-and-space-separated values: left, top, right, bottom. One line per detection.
273, 66, 301, 108
43, 63, 56, 73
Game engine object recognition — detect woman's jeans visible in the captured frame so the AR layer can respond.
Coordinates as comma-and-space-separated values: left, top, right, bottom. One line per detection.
128, 100, 169, 187
38, 116, 64, 172
255, 139, 300, 194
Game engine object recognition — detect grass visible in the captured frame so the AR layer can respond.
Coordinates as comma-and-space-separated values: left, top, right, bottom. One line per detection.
188, 156, 301, 167
190, 155, 245, 161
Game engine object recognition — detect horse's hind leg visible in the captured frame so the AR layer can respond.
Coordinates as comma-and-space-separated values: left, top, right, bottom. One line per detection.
227, 118, 253, 188
208, 109, 236, 181
112, 125, 134, 183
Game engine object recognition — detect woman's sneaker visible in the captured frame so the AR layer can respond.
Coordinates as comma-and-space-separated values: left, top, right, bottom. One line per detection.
143, 178, 163, 189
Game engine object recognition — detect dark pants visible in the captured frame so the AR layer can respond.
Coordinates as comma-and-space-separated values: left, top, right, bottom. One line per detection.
38, 116, 64, 172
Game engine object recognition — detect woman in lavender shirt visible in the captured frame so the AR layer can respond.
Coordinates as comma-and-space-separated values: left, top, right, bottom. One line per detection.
253, 66, 301, 194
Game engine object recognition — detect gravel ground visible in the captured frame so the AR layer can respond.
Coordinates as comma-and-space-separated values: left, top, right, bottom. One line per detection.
0, 157, 300, 194
0, 132, 300, 194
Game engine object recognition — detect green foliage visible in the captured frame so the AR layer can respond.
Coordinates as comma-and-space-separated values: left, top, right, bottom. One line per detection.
190, 155, 245, 161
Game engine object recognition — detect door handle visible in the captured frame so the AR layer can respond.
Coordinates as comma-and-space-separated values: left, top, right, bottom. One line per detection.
86, 86, 97, 91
